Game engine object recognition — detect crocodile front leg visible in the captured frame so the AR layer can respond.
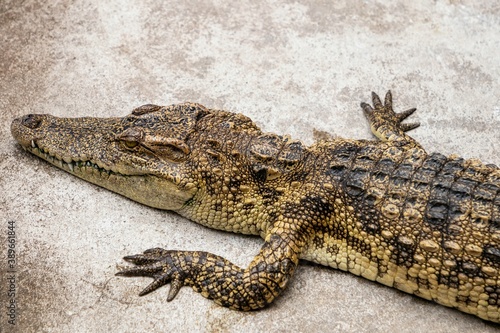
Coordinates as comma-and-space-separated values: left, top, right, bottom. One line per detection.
116, 226, 308, 310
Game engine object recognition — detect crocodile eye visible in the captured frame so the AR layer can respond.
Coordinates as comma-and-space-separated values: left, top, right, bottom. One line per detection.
118, 128, 144, 150
123, 140, 139, 149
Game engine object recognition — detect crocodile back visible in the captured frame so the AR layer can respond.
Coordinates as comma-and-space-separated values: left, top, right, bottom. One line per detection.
310, 140, 500, 318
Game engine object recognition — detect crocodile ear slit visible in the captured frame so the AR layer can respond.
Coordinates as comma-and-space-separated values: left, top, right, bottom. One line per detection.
144, 137, 190, 162
162, 138, 190, 155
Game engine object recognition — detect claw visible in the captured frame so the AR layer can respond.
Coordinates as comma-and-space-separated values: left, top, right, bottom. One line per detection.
371, 92, 383, 108
122, 254, 157, 265
123, 254, 142, 262
400, 123, 420, 132
122, 248, 171, 264
396, 108, 417, 122
361, 102, 374, 116
167, 278, 183, 301
384, 90, 393, 109
139, 274, 171, 296
143, 247, 167, 255
115, 259, 165, 277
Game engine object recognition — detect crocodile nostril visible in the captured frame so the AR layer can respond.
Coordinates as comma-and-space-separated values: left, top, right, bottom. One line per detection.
21, 114, 43, 129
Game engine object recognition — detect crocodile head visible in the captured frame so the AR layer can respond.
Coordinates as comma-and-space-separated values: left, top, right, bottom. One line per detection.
11, 103, 208, 211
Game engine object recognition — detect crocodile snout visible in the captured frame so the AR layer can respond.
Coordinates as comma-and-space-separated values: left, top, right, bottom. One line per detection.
11, 113, 50, 148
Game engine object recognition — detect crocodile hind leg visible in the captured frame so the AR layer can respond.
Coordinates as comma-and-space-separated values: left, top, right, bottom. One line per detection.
116, 226, 308, 310
361, 91, 421, 148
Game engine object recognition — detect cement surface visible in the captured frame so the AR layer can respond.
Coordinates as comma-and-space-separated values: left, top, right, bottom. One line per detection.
1, 1, 499, 332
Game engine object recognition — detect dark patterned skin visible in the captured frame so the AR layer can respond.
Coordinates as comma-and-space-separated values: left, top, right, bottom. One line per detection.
10, 92, 500, 322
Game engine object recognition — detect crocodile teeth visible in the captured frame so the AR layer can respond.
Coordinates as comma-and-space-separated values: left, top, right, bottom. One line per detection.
26, 145, 112, 176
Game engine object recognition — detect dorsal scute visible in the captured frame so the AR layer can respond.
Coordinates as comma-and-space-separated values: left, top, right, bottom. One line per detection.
248, 133, 306, 182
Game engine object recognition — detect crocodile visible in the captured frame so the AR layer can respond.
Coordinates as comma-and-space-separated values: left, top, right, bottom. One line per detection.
10, 91, 500, 323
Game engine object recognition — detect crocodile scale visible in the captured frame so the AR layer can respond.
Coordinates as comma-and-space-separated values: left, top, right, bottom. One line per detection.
10, 92, 500, 322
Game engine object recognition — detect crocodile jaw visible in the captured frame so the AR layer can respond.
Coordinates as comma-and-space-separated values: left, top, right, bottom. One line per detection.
11, 114, 196, 211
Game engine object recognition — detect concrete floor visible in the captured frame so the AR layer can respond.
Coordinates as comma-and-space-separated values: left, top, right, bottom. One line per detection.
1, 1, 499, 332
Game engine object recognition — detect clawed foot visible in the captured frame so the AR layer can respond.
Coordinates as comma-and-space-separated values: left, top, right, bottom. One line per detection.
361, 91, 420, 140
116, 235, 302, 310
116, 248, 186, 301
